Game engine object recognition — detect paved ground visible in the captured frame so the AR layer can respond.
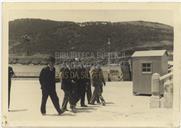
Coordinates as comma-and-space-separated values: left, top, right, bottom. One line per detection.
4, 80, 173, 128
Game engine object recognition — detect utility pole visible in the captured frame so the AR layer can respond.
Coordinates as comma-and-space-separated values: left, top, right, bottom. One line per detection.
107, 38, 111, 66
107, 38, 111, 81
22, 34, 31, 56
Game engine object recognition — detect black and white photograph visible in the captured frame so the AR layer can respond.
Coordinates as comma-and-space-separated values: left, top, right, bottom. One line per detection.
2, 3, 181, 128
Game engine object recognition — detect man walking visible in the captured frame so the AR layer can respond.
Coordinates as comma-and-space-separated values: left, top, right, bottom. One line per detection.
39, 56, 64, 115
90, 64, 106, 106
85, 65, 92, 104
70, 62, 80, 106
60, 63, 76, 113
79, 64, 88, 107
8, 66, 15, 111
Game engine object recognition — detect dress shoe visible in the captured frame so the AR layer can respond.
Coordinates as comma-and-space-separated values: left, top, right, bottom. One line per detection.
41, 113, 46, 116
58, 110, 65, 115
81, 104, 88, 107
71, 108, 77, 113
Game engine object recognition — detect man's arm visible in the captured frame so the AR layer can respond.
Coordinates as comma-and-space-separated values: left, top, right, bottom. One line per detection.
11, 68, 15, 76
101, 70, 106, 86
9, 67, 15, 77
39, 68, 46, 86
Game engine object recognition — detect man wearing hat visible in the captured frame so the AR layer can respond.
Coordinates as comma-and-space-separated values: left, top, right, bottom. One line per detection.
60, 63, 76, 113
39, 56, 64, 115
90, 64, 106, 106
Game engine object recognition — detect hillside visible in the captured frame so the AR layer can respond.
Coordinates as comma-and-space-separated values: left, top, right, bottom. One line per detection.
9, 18, 173, 55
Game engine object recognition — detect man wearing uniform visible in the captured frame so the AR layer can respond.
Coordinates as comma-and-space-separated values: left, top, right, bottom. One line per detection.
79, 64, 88, 107
90, 64, 106, 106
8, 66, 15, 111
85, 65, 92, 104
60, 63, 76, 113
70, 62, 79, 106
39, 56, 64, 115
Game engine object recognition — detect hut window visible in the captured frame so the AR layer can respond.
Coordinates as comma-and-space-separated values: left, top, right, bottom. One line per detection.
142, 63, 152, 73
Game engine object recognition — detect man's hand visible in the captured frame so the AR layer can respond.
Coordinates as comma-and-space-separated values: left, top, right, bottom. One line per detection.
103, 82, 106, 86
72, 80, 76, 83
13, 74, 16, 78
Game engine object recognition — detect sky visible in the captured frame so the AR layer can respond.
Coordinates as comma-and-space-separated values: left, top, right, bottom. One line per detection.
9, 9, 173, 26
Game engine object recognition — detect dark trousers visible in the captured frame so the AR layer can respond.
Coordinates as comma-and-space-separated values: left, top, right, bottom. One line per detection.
40, 89, 61, 114
72, 84, 86, 106
96, 96, 100, 103
62, 90, 75, 109
96, 86, 103, 103
85, 83, 92, 103
80, 85, 86, 106
8, 80, 11, 109
90, 85, 105, 104
72, 84, 80, 105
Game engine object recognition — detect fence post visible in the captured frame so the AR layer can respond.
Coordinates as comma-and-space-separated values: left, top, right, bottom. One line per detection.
163, 80, 173, 108
150, 73, 161, 108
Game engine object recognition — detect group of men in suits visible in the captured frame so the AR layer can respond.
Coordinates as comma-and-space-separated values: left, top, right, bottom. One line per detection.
39, 56, 106, 115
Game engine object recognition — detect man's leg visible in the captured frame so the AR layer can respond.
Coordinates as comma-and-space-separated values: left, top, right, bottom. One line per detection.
72, 84, 78, 103
96, 96, 101, 104
62, 90, 69, 111
96, 86, 103, 103
99, 95, 105, 102
49, 91, 63, 114
90, 86, 98, 104
99, 94, 106, 106
80, 85, 86, 107
67, 91, 77, 113
86, 83, 92, 104
74, 85, 81, 104
98, 86, 106, 106
8, 81, 11, 110
40, 89, 49, 114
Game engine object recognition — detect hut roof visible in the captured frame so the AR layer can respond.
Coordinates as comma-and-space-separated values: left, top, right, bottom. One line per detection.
132, 50, 167, 57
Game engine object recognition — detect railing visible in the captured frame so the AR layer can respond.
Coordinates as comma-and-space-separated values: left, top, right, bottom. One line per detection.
150, 70, 173, 108
160, 72, 173, 81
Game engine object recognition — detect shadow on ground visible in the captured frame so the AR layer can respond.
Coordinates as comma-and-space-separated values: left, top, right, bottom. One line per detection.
45, 113, 76, 116
105, 102, 114, 105
76, 106, 97, 110
8, 109, 28, 112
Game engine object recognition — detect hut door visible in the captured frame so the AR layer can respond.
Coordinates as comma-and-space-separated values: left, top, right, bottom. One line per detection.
140, 62, 152, 94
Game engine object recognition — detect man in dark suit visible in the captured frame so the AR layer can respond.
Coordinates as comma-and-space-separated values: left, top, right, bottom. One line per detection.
60, 63, 76, 113
39, 56, 64, 115
8, 66, 15, 111
85, 65, 92, 104
79, 64, 88, 107
70, 62, 79, 106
